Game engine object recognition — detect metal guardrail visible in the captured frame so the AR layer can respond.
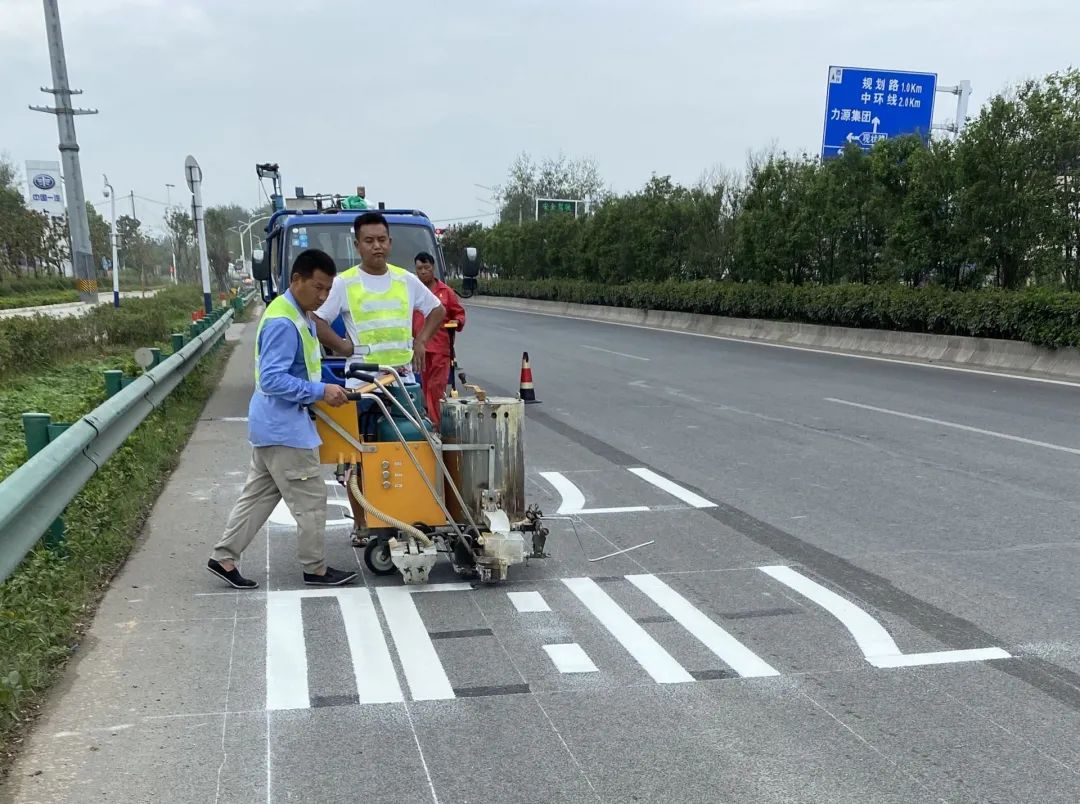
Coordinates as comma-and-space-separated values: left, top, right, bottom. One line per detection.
0, 290, 258, 583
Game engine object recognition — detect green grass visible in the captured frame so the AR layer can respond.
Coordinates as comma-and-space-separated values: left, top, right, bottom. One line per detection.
0, 285, 253, 772
0, 345, 230, 773
0, 285, 206, 382
0, 360, 125, 482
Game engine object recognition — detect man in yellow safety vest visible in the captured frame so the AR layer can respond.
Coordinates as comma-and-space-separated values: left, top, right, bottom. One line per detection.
313, 211, 446, 546
208, 248, 357, 588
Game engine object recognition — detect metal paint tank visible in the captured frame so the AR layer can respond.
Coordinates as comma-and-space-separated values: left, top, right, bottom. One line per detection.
439, 396, 525, 521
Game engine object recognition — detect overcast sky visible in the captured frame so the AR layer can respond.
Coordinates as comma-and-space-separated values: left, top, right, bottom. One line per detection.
1, 0, 1076, 232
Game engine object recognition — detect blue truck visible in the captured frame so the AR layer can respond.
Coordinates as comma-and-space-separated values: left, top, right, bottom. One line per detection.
251, 204, 448, 382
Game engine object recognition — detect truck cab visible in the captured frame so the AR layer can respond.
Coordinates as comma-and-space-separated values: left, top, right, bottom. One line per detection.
252, 207, 447, 382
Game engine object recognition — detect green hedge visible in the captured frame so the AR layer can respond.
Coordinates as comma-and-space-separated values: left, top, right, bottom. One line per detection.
0, 277, 75, 296
468, 279, 1080, 349
0, 290, 79, 310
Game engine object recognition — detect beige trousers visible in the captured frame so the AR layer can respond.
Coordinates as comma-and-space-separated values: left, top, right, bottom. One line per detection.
212, 445, 327, 574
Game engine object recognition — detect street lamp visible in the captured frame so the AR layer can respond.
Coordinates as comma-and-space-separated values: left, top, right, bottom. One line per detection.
234, 215, 269, 273
103, 175, 119, 307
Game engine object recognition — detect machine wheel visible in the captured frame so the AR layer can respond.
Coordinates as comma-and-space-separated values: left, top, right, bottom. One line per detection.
364, 539, 396, 576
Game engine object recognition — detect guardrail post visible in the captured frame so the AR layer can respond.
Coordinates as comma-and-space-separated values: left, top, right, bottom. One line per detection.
22, 413, 65, 547
104, 370, 123, 398
150, 347, 162, 367
171, 333, 185, 354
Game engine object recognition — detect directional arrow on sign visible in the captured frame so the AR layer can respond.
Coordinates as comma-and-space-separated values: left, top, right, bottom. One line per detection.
871, 116, 881, 133
846, 132, 858, 143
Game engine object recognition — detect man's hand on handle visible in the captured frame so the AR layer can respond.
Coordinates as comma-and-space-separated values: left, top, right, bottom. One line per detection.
323, 384, 349, 407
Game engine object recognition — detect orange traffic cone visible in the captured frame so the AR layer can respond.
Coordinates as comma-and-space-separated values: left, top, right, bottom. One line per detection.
519, 352, 540, 404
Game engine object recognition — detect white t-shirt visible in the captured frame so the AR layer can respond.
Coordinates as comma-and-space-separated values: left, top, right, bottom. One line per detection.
315, 266, 441, 385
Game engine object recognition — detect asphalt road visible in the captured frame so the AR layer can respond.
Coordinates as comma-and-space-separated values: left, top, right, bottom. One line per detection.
4, 303, 1080, 803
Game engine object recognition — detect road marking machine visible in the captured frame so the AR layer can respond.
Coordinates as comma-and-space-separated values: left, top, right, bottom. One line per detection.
311, 363, 550, 585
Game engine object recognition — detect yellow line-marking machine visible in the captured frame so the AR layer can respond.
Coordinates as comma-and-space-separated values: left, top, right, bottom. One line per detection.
310, 363, 550, 585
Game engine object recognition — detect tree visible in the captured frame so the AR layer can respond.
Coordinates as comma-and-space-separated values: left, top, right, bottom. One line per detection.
204, 204, 250, 292
955, 90, 1047, 289
439, 221, 484, 276
86, 203, 111, 277
496, 151, 608, 224
166, 209, 197, 283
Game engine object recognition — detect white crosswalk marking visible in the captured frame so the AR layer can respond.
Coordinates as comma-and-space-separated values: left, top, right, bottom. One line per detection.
376, 586, 456, 701
626, 468, 717, 508
543, 643, 599, 674
266, 592, 308, 711
563, 577, 694, 684
263, 569, 1014, 712
337, 588, 403, 704
626, 574, 780, 678
508, 591, 551, 613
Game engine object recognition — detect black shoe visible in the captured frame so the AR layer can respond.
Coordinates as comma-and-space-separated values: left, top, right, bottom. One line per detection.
207, 558, 258, 589
303, 566, 358, 586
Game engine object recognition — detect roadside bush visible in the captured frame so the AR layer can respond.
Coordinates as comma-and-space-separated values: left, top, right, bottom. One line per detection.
469, 279, 1080, 349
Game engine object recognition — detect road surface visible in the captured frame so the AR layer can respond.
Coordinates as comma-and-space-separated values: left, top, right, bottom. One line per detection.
4, 304, 1080, 803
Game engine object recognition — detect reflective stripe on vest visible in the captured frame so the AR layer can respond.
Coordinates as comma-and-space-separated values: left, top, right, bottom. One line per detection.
344, 263, 413, 367
254, 295, 321, 392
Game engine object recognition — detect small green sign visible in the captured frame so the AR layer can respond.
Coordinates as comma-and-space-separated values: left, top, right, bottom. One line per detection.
536, 198, 578, 219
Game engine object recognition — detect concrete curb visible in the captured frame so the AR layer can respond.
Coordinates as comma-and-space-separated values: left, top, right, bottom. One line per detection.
467, 295, 1080, 382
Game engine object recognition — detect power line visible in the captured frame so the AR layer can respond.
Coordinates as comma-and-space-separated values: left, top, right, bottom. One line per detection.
427, 210, 498, 222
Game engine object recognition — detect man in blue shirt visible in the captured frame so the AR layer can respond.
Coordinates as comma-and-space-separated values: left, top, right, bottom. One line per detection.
208, 249, 357, 588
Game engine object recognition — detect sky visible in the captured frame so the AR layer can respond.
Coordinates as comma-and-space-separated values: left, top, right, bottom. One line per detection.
1, 0, 1077, 234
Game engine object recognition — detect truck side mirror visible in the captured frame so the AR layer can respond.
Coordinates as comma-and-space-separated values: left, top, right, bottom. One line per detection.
251, 248, 269, 281
462, 246, 481, 279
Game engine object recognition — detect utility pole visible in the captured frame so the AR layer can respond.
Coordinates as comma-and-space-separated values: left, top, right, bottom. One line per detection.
29, 0, 99, 304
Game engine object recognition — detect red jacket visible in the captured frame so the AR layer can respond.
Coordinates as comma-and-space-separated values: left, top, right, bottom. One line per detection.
413, 279, 466, 356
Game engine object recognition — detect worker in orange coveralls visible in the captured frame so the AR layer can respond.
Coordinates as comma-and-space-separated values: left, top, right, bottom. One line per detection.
412, 251, 466, 428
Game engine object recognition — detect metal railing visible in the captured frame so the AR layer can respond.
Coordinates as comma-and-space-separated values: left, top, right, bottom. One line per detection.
0, 290, 258, 583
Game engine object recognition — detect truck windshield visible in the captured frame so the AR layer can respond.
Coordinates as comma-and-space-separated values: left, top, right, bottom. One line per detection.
284, 222, 438, 277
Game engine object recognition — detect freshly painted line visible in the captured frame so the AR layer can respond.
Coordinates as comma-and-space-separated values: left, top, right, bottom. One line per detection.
626, 574, 779, 678
827, 397, 1080, 456
336, 588, 404, 704
508, 590, 551, 613
408, 582, 476, 594
760, 565, 1010, 668
540, 471, 650, 515
543, 643, 599, 673
476, 303, 1080, 389
563, 577, 693, 684
540, 471, 585, 514
265, 592, 308, 710
377, 587, 455, 701
758, 566, 902, 657
870, 648, 1011, 668
578, 506, 652, 515
581, 344, 651, 361
627, 467, 716, 509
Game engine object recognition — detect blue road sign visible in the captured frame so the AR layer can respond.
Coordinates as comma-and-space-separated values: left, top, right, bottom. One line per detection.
821, 66, 937, 159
